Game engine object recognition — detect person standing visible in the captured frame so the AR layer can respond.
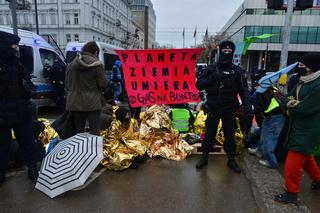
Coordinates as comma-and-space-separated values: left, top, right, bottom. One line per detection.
195, 41, 251, 173
48, 56, 66, 110
110, 60, 123, 104
249, 85, 286, 168
65, 41, 108, 135
275, 53, 320, 203
0, 31, 39, 185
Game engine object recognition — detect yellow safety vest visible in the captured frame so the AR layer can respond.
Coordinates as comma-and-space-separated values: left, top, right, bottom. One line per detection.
264, 98, 280, 113
172, 108, 190, 133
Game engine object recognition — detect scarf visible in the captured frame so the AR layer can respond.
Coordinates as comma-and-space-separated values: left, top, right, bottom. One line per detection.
296, 70, 320, 100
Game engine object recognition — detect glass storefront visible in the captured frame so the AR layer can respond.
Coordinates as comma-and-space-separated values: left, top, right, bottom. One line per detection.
244, 26, 320, 44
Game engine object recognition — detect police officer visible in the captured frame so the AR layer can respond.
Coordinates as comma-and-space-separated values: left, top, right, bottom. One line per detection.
49, 56, 66, 109
0, 31, 39, 185
195, 41, 251, 173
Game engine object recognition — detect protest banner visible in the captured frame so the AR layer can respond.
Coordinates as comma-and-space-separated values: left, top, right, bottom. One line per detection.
116, 48, 204, 107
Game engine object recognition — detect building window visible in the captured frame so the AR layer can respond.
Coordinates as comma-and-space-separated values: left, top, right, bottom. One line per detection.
40, 14, 46, 25
6, 14, 12, 25
244, 26, 320, 45
290, 27, 299, 44
50, 14, 56, 25
74, 13, 79, 25
92, 16, 94, 27
65, 14, 71, 25
307, 27, 318, 44
66, 34, 71, 43
74, 34, 79, 42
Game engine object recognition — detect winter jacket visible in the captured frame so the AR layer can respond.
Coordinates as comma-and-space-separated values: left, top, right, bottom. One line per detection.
0, 57, 36, 126
196, 64, 251, 113
110, 65, 122, 83
252, 88, 282, 116
285, 72, 320, 155
65, 52, 108, 112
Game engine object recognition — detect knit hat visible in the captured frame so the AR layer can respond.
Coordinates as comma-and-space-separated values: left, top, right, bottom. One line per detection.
219, 41, 236, 53
299, 53, 320, 71
0, 31, 20, 47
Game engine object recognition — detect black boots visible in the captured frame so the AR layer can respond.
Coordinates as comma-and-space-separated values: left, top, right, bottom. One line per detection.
227, 156, 241, 173
27, 164, 39, 183
274, 191, 298, 204
311, 181, 320, 190
196, 154, 208, 169
0, 172, 5, 186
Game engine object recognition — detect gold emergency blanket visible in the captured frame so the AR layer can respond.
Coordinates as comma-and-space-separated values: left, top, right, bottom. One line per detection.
194, 110, 207, 136
38, 118, 59, 145
193, 111, 245, 155
101, 119, 149, 171
216, 118, 245, 155
140, 105, 193, 161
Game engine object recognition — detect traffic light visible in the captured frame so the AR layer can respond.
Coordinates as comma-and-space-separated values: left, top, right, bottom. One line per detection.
296, 0, 314, 10
266, 0, 284, 9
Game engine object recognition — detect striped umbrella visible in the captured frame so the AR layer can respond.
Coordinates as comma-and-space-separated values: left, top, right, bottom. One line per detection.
35, 133, 104, 198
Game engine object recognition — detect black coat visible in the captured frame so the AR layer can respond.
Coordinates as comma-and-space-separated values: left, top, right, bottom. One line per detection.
251, 90, 282, 116
0, 57, 36, 126
196, 64, 251, 113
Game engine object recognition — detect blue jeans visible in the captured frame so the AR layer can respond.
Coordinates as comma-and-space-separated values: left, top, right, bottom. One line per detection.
257, 114, 285, 168
113, 83, 122, 101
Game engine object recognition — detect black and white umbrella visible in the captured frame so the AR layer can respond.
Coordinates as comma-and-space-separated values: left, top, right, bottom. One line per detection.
35, 133, 104, 198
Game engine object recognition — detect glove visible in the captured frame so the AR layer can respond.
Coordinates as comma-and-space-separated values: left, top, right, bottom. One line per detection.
287, 99, 300, 108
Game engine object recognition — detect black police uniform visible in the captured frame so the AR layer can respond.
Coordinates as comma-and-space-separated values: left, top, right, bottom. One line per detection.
0, 31, 39, 185
49, 59, 66, 108
196, 41, 251, 172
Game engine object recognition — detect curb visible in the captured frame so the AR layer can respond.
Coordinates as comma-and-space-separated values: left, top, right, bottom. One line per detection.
241, 152, 312, 213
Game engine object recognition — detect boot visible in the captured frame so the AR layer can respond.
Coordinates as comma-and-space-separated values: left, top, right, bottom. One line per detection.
311, 181, 320, 190
27, 164, 39, 183
227, 156, 241, 173
274, 191, 298, 204
0, 172, 5, 186
196, 153, 208, 169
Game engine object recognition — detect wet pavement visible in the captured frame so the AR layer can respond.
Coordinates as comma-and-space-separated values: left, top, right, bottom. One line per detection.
278, 164, 320, 212
0, 155, 260, 213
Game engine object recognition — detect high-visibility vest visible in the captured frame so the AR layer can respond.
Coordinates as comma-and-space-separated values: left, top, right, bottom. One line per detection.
172, 108, 190, 133
264, 98, 280, 113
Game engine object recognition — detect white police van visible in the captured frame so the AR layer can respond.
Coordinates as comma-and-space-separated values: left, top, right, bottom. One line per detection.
0, 26, 66, 107
65, 42, 124, 78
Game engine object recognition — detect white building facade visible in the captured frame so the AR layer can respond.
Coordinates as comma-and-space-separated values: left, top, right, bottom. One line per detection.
131, 0, 157, 48
220, 0, 320, 72
0, 0, 146, 49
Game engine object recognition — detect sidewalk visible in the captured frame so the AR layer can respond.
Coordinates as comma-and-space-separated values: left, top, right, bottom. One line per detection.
242, 151, 318, 213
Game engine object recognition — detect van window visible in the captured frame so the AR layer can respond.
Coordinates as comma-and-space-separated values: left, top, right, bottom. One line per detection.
39, 48, 63, 66
65, 51, 78, 63
104, 53, 119, 71
19, 45, 34, 73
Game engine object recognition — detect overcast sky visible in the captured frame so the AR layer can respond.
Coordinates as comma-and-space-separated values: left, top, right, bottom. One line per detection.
152, 0, 243, 48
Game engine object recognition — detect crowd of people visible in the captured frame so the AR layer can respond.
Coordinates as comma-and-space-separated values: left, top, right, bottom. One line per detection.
1, 30, 320, 205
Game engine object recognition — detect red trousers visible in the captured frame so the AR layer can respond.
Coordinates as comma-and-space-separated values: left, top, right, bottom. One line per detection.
285, 150, 320, 193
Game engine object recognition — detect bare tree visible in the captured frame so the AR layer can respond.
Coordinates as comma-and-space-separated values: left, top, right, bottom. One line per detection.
196, 32, 229, 63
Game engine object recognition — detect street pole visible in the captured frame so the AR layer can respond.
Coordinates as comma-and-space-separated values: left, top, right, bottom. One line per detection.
35, 0, 39, 34
279, 0, 294, 69
9, 0, 18, 35
264, 43, 268, 70
144, 6, 149, 49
